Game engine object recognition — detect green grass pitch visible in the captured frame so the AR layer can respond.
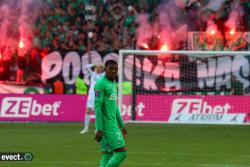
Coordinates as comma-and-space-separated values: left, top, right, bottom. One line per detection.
1, 122, 250, 167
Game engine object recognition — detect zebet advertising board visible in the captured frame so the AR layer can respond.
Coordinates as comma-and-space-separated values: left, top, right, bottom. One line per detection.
121, 95, 250, 125
1, 94, 250, 124
168, 97, 248, 124
0, 94, 86, 122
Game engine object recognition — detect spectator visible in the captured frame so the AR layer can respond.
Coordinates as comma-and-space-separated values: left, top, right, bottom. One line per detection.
231, 75, 244, 95
28, 48, 42, 75
16, 48, 27, 83
75, 73, 88, 95
53, 76, 65, 94
2, 0, 250, 84
1, 45, 13, 81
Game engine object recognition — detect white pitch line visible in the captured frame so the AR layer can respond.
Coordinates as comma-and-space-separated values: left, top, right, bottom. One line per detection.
8, 148, 245, 158
1, 146, 248, 158
22, 160, 250, 167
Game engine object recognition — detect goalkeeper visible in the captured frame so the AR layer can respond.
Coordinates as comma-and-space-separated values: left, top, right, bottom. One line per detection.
94, 60, 127, 167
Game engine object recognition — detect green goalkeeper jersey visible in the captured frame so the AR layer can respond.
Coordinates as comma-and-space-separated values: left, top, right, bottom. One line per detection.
94, 76, 125, 131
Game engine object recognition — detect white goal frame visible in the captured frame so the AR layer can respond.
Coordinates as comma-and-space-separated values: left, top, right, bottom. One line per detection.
118, 50, 250, 120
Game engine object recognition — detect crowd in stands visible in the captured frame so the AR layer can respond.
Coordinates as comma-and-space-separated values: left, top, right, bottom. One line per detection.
1, 0, 250, 84
34, 0, 250, 53
35, 0, 154, 53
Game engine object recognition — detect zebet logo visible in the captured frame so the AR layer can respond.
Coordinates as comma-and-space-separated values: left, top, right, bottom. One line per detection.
169, 98, 246, 124
0, 97, 61, 118
171, 98, 231, 114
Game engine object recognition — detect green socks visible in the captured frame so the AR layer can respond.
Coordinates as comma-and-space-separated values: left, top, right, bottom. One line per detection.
100, 153, 113, 167
105, 152, 128, 167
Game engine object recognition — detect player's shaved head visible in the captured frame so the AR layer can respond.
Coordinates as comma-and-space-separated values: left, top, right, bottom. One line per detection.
105, 60, 118, 81
105, 60, 117, 68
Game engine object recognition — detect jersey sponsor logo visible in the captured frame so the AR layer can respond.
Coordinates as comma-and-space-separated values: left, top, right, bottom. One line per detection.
107, 84, 113, 88
0, 97, 61, 118
109, 93, 117, 100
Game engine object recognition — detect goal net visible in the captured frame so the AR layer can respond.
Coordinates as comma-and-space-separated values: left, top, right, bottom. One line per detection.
118, 50, 250, 125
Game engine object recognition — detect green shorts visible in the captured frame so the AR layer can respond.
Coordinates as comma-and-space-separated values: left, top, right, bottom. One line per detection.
100, 129, 125, 153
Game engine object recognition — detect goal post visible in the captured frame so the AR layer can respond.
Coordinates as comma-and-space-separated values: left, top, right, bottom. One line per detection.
118, 50, 250, 125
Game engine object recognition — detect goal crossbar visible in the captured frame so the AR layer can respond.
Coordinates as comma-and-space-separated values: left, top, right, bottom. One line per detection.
119, 50, 250, 56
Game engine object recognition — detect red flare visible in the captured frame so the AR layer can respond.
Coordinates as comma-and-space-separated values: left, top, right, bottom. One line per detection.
142, 42, 149, 49
160, 44, 168, 51
210, 30, 216, 35
229, 29, 235, 35
19, 40, 24, 48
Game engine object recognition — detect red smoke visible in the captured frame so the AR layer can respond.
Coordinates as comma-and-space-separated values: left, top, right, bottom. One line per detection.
0, 0, 42, 59
136, 1, 187, 50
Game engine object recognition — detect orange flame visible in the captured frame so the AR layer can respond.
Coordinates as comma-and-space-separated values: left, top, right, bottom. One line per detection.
160, 44, 168, 51
229, 29, 235, 35
142, 42, 149, 49
210, 30, 216, 35
19, 40, 24, 48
